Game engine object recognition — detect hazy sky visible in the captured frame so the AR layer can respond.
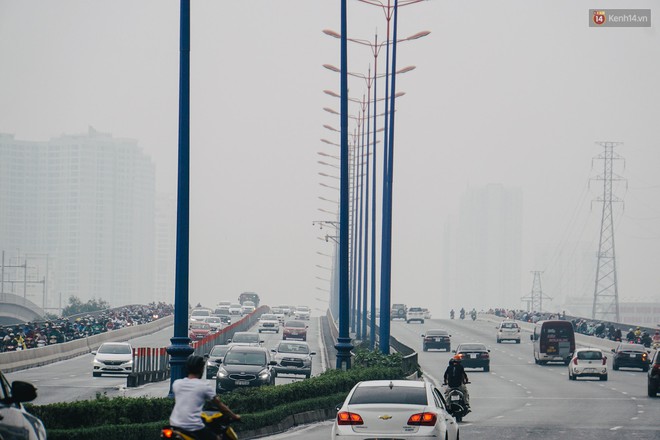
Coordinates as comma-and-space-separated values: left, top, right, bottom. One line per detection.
1, 1, 659, 315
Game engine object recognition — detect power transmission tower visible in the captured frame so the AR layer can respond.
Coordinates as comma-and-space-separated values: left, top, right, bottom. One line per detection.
521, 271, 552, 312
591, 141, 625, 322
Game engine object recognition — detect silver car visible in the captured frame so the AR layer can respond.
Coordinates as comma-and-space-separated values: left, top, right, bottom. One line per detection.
271, 341, 315, 378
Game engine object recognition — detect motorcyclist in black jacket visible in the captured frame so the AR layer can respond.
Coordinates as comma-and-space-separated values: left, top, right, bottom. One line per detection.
443, 357, 470, 410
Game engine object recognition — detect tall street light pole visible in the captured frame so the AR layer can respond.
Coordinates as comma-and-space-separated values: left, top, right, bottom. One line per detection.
336, 0, 353, 369
168, 0, 194, 395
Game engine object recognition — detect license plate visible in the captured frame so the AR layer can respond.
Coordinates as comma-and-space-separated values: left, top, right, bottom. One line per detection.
235, 380, 250, 386
630, 354, 637, 358
584, 368, 595, 372
470, 354, 477, 359
434, 338, 441, 341
451, 395, 460, 400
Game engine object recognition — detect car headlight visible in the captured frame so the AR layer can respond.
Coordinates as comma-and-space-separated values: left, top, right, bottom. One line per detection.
123, 359, 133, 366
207, 360, 216, 367
93, 359, 103, 366
217, 367, 228, 378
259, 369, 270, 380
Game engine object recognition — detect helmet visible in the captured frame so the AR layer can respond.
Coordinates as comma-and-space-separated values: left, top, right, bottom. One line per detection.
453, 355, 462, 362
185, 355, 205, 376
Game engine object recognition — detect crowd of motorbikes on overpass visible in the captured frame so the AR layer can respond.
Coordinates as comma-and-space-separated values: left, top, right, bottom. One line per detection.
0, 302, 173, 352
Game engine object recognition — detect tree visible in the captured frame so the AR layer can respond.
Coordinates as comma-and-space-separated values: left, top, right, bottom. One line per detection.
62, 295, 110, 317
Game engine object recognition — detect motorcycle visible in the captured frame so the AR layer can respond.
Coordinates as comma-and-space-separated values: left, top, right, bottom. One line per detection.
470, 312, 477, 321
450, 311, 455, 320
444, 384, 470, 422
459, 312, 465, 320
161, 412, 238, 440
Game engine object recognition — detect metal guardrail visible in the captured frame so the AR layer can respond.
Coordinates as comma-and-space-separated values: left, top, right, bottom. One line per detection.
125, 306, 268, 387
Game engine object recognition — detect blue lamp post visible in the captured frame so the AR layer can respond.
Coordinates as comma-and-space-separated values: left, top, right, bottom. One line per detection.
167, 0, 194, 395
335, 0, 353, 369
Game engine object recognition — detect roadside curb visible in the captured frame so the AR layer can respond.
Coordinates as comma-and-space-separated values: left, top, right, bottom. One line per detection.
240, 408, 336, 439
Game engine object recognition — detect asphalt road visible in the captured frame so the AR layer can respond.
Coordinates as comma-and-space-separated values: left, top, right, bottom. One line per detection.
259, 316, 660, 440
6, 316, 326, 405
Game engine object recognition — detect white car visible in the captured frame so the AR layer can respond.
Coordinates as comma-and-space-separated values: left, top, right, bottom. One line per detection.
92, 342, 133, 377
227, 331, 263, 347
568, 348, 608, 381
496, 320, 521, 343
189, 308, 211, 322
271, 341, 315, 378
270, 308, 286, 324
294, 306, 311, 320
203, 316, 224, 332
422, 308, 432, 319
241, 301, 256, 315
229, 303, 243, 316
332, 380, 460, 440
258, 314, 281, 333
407, 307, 425, 324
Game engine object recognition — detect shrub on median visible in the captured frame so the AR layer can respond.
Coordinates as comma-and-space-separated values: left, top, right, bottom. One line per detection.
28, 365, 405, 432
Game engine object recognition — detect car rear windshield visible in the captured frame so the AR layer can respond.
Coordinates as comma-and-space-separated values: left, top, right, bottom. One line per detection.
459, 344, 487, 351
99, 344, 131, 354
577, 351, 602, 360
233, 333, 259, 343
409, 308, 423, 312
349, 386, 427, 405
285, 321, 306, 328
500, 322, 518, 329
427, 330, 448, 336
210, 346, 229, 356
619, 344, 646, 352
278, 343, 309, 354
261, 315, 277, 320
224, 351, 266, 366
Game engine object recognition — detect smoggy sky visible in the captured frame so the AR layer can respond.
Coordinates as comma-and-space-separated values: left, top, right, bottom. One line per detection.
1, 1, 659, 315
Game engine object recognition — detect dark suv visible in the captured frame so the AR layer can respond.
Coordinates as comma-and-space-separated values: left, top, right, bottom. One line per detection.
215, 346, 276, 393
611, 343, 650, 371
648, 349, 660, 397
0, 369, 47, 440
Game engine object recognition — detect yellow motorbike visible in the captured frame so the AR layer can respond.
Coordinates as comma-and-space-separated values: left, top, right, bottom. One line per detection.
161, 412, 238, 440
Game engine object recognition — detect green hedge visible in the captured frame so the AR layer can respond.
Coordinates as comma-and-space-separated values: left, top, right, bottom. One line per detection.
45, 392, 349, 440
28, 365, 405, 436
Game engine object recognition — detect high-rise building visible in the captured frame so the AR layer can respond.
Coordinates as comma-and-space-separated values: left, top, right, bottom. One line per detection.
443, 184, 523, 309
154, 194, 176, 303
0, 127, 155, 307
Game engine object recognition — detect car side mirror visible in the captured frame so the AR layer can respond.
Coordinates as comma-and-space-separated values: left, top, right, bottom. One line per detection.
227, 339, 232, 343
91, 350, 97, 355
611, 349, 615, 353
269, 361, 277, 366
421, 334, 425, 338
487, 349, 491, 352
452, 350, 456, 353
335, 403, 343, 412
11, 381, 37, 403
271, 349, 276, 353
260, 340, 265, 344
204, 353, 209, 358
530, 335, 534, 341
310, 352, 317, 356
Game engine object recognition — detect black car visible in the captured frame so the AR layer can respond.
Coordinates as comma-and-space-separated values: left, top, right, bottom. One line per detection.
215, 346, 276, 393
454, 343, 490, 371
648, 349, 660, 397
212, 310, 232, 325
611, 343, 650, 371
0, 369, 47, 440
422, 329, 451, 352
205, 344, 230, 379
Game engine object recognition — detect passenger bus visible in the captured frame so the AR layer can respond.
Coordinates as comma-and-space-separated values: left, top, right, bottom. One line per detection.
531, 320, 575, 365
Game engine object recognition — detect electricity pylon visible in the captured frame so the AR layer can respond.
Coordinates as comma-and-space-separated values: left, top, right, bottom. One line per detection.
591, 141, 625, 322
521, 271, 552, 312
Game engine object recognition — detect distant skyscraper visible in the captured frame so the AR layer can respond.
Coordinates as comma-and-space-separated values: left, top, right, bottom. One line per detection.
154, 194, 176, 303
0, 127, 155, 307
443, 184, 523, 308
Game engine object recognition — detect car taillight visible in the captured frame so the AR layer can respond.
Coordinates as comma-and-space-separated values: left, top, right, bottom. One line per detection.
481, 353, 489, 359
573, 358, 578, 365
161, 428, 174, 438
424, 337, 433, 342
337, 411, 364, 425
517, 328, 521, 332
408, 412, 437, 426
653, 364, 660, 373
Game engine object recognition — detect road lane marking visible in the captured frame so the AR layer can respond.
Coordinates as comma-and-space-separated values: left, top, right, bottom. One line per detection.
638, 410, 644, 414
610, 426, 622, 431
495, 415, 504, 419
631, 417, 639, 420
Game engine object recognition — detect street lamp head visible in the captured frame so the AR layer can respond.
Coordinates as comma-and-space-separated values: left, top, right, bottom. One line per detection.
323, 90, 341, 98
323, 64, 341, 73
394, 92, 405, 98
323, 124, 340, 132
323, 107, 339, 115
397, 65, 416, 74
323, 29, 341, 39
321, 138, 340, 146
406, 30, 431, 40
